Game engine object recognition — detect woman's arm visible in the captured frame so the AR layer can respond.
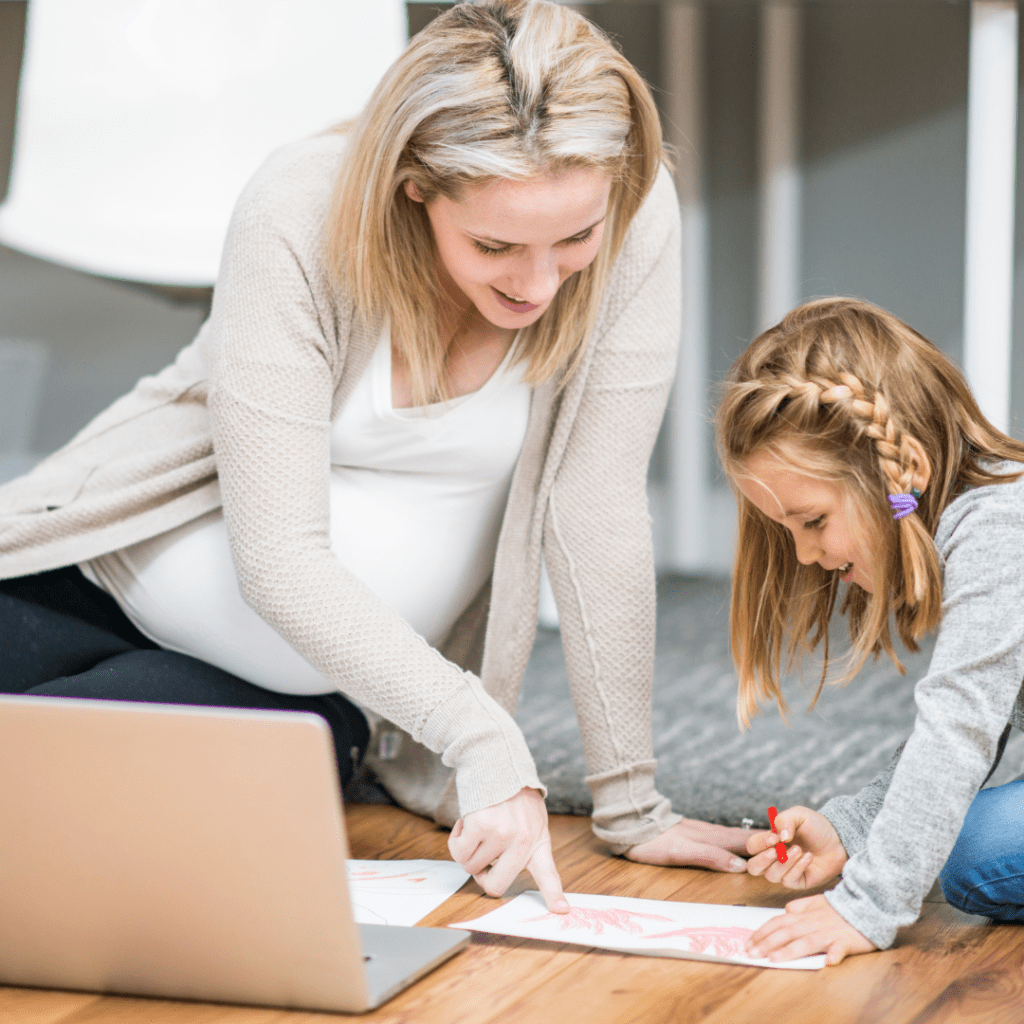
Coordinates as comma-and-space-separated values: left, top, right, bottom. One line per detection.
542, 166, 746, 860
205, 139, 543, 822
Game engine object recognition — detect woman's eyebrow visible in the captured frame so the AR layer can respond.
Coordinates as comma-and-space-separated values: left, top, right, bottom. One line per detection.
469, 215, 607, 247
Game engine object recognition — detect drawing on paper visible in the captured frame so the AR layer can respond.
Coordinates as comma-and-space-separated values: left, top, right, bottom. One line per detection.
347, 860, 471, 927
450, 892, 826, 971
642, 926, 754, 959
525, 907, 675, 936
346, 866, 435, 895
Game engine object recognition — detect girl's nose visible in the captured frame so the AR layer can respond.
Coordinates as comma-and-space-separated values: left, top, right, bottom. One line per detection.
791, 531, 821, 566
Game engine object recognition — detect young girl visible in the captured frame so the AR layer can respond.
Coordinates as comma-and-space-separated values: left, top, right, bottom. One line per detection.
715, 296, 1024, 965
0, 0, 750, 910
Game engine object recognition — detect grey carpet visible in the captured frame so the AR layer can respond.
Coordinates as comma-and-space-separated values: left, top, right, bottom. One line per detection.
516, 575, 1024, 829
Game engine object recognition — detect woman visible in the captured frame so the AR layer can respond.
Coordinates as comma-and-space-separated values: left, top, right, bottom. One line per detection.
0, 0, 750, 906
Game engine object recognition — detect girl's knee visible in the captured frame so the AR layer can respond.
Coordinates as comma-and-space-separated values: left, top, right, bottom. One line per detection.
940, 781, 1024, 920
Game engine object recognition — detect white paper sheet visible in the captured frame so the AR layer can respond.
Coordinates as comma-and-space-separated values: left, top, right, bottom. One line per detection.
451, 891, 826, 970
346, 859, 471, 927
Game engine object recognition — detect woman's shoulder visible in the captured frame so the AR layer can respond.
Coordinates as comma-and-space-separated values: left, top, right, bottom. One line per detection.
227, 131, 350, 241
596, 163, 681, 323
619, 163, 681, 261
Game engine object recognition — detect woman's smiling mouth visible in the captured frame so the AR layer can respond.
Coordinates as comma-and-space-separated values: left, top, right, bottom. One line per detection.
492, 287, 540, 313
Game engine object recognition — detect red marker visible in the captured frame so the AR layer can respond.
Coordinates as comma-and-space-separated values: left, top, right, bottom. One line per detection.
767, 806, 788, 864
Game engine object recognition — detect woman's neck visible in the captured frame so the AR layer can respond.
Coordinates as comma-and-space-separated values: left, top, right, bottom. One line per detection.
391, 305, 516, 409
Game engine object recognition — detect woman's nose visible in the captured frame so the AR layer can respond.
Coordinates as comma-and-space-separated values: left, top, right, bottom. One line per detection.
508, 250, 560, 304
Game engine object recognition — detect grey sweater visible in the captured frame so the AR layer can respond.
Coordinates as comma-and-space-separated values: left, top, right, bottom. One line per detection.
819, 466, 1024, 949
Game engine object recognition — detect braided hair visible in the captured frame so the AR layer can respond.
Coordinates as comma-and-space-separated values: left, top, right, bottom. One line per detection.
715, 297, 1024, 726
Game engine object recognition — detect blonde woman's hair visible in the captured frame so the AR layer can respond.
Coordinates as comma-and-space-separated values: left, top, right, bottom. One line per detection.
326, 0, 664, 405
715, 297, 1024, 727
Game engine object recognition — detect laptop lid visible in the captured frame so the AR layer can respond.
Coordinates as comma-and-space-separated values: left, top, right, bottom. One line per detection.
0, 695, 468, 1013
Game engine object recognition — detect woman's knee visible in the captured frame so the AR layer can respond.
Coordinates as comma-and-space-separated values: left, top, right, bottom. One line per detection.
29, 648, 370, 788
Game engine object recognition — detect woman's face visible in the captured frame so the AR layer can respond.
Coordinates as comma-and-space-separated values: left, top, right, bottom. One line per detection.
735, 451, 878, 593
407, 167, 612, 329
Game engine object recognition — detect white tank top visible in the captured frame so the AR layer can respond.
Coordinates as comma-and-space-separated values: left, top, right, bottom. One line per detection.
81, 330, 531, 694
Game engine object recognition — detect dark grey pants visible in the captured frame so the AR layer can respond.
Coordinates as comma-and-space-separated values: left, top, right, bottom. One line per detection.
0, 566, 370, 786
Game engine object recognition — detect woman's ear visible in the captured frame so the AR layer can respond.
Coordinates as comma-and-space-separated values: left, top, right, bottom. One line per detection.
404, 180, 424, 203
905, 435, 932, 495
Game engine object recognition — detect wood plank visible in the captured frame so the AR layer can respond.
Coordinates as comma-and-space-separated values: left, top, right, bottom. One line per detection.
0, 988, 100, 1024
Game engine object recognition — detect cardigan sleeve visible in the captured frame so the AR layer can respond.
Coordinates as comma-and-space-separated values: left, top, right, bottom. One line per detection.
205, 141, 542, 818
541, 167, 683, 851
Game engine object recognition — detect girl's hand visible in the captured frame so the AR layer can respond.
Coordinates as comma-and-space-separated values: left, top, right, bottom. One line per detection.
625, 818, 752, 872
448, 787, 570, 914
745, 893, 877, 965
745, 805, 848, 888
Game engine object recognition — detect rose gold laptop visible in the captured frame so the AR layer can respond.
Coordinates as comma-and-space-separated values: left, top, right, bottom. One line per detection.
0, 695, 469, 1013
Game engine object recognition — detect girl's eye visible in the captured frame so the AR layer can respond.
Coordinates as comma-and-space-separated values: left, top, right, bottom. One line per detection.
804, 516, 824, 530
473, 240, 511, 256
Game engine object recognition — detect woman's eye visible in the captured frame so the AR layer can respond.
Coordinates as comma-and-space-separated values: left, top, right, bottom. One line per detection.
473, 240, 511, 256
804, 516, 824, 530
564, 228, 594, 246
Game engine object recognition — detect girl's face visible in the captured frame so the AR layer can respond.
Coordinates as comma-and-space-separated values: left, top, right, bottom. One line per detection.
407, 167, 612, 330
735, 452, 877, 593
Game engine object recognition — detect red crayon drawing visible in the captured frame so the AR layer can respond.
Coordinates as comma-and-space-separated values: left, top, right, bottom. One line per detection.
525, 906, 675, 936
642, 925, 755, 959
348, 869, 429, 884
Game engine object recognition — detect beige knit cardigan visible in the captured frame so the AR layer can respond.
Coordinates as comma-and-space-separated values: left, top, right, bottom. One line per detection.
0, 134, 683, 851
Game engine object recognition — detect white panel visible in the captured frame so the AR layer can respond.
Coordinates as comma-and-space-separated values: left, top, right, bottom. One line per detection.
0, 0, 407, 286
758, 1, 802, 333
662, 1, 711, 572
963, 0, 1018, 433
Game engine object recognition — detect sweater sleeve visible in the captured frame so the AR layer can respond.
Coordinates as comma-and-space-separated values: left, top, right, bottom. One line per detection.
818, 742, 905, 859
205, 143, 542, 818
542, 167, 683, 852
819, 482, 1024, 949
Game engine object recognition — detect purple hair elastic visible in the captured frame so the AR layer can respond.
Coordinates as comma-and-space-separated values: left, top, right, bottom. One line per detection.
887, 488, 921, 521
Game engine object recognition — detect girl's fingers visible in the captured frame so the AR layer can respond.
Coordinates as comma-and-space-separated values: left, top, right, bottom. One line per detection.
785, 893, 818, 912
745, 916, 789, 957
762, 845, 802, 884
781, 850, 813, 888
766, 935, 820, 963
745, 843, 789, 877
825, 942, 849, 966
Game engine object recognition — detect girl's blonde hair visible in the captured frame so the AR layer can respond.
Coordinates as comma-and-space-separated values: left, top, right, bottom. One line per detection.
715, 297, 1024, 727
326, 0, 664, 405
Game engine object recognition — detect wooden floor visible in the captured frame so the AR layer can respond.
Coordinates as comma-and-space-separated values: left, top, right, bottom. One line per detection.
3, 805, 1023, 1024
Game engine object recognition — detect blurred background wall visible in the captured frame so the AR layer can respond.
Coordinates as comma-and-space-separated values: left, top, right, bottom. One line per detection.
1, 0, 1021, 573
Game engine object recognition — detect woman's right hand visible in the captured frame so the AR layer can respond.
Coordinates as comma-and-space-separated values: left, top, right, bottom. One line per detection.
745, 805, 848, 889
448, 787, 570, 914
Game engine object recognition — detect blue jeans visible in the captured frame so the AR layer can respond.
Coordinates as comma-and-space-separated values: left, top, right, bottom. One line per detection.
939, 777, 1024, 922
